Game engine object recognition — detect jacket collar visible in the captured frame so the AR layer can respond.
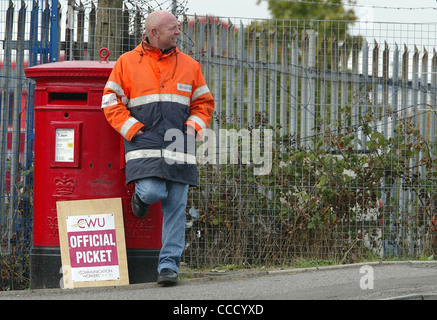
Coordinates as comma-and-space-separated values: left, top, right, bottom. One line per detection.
136, 40, 180, 59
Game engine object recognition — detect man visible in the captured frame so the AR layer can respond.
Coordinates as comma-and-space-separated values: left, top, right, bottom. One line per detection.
101, 10, 215, 286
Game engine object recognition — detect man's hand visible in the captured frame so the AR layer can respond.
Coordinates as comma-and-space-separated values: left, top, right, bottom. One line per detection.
186, 125, 196, 137
134, 129, 144, 137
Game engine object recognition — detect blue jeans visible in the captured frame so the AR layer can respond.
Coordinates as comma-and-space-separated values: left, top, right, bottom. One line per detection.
135, 177, 189, 274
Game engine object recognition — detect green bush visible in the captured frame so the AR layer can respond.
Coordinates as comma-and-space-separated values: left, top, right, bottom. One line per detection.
185, 114, 437, 267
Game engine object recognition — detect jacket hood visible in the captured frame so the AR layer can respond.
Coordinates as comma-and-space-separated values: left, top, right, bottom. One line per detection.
135, 41, 180, 79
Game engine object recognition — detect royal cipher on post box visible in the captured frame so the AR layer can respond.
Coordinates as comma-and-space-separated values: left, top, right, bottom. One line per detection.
25, 49, 162, 289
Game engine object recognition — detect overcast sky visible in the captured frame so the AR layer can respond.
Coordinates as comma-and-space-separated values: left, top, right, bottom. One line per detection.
183, 0, 437, 23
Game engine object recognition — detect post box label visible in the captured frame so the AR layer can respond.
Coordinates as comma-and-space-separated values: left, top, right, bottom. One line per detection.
66, 213, 120, 282
55, 128, 75, 162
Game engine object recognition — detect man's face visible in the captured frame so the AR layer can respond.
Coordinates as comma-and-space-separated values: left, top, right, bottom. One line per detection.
156, 17, 181, 50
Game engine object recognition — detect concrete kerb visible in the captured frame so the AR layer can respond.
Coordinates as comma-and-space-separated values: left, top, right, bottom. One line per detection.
267, 260, 437, 276
380, 293, 437, 300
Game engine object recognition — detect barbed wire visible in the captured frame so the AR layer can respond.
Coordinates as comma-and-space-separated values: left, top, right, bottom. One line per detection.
266, 0, 437, 11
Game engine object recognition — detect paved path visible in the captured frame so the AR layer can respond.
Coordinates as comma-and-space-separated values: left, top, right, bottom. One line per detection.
1, 261, 437, 302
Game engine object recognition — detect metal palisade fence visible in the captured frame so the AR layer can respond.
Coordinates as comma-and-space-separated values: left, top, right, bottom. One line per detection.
185, 18, 437, 267
0, 0, 40, 290
182, 17, 437, 266
1, 0, 437, 289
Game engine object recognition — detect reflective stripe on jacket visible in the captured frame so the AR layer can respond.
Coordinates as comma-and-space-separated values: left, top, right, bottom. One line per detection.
101, 41, 215, 186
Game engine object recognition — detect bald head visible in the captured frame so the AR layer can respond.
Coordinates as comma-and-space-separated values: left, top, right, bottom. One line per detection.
145, 11, 176, 34
144, 11, 180, 50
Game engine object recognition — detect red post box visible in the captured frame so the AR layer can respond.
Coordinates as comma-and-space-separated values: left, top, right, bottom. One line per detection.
25, 50, 162, 289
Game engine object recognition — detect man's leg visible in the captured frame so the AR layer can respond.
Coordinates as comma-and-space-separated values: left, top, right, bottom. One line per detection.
135, 177, 189, 285
158, 181, 189, 277
134, 177, 168, 205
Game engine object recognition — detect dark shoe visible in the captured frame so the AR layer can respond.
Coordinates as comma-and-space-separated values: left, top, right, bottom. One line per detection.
131, 193, 149, 218
157, 268, 178, 286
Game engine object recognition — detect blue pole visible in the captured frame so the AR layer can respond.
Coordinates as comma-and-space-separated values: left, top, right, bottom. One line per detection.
50, 0, 59, 62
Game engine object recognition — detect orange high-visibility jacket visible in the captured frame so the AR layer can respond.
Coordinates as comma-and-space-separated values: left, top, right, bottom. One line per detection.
101, 41, 215, 186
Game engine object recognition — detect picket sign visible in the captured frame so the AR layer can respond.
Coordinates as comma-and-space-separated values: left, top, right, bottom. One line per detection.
56, 197, 129, 289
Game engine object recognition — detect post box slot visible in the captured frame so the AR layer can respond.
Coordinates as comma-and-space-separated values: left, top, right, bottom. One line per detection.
49, 92, 88, 105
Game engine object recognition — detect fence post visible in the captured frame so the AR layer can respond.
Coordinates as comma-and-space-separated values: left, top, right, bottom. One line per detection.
41, 0, 50, 64
280, 29, 288, 137
430, 50, 437, 151
330, 37, 339, 136
88, 2, 96, 58
382, 42, 390, 137
301, 31, 308, 144
237, 21, 245, 128
212, 20, 222, 134
340, 39, 349, 134
411, 47, 420, 173
289, 30, 298, 140
391, 44, 399, 141
386, 43, 400, 256
0, 0, 14, 240
225, 21, 235, 124
361, 40, 369, 149
77, 1, 85, 59
247, 26, 256, 129
419, 49, 429, 178
308, 30, 316, 143
259, 28, 266, 124
352, 39, 360, 149
401, 45, 409, 122
269, 29, 277, 129
320, 36, 327, 137
372, 40, 379, 131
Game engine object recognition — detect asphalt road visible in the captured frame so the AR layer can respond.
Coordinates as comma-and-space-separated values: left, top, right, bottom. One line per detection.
1, 261, 437, 301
